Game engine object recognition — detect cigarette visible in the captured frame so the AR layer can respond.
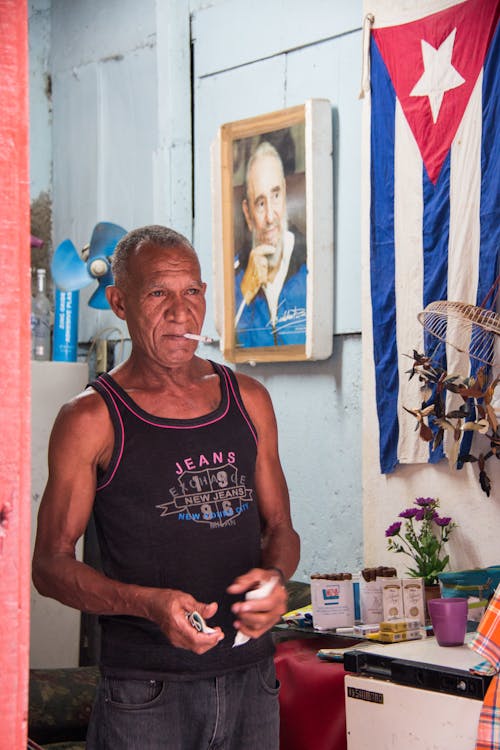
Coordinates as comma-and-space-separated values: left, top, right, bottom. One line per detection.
183, 333, 214, 343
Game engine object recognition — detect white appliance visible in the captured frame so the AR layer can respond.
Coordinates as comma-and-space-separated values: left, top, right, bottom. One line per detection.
344, 634, 489, 750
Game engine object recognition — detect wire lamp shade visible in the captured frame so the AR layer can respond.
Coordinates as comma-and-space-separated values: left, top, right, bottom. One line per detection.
417, 277, 500, 368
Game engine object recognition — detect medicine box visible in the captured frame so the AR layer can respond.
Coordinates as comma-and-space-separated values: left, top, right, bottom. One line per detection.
401, 577, 426, 626
310, 578, 355, 629
381, 578, 404, 621
359, 579, 383, 624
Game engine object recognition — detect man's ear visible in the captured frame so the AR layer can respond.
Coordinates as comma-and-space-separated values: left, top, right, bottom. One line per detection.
242, 199, 253, 233
105, 285, 126, 320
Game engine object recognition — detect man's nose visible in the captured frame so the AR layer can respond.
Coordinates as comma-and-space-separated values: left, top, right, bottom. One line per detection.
265, 201, 274, 223
165, 295, 189, 320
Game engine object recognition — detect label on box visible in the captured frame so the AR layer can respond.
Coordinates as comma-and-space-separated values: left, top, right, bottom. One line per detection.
311, 578, 355, 629
401, 577, 426, 626
359, 579, 383, 624
382, 579, 404, 621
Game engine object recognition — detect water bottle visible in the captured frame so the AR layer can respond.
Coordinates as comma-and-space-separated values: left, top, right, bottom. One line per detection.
31, 268, 51, 360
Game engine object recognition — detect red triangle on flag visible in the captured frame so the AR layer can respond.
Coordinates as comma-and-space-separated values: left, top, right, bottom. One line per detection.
372, 0, 499, 184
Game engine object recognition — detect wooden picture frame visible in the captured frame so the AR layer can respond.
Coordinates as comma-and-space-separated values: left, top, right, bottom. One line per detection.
211, 99, 334, 363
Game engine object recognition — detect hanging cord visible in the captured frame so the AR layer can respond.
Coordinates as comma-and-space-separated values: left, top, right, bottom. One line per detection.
359, 13, 375, 100
87, 327, 127, 367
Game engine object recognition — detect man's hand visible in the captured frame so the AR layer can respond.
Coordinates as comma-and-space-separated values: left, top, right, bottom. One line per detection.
227, 568, 288, 640
150, 589, 224, 655
240, 245, 276, 304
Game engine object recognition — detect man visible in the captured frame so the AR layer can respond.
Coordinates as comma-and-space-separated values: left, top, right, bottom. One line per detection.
235, 141, 307, 348
32, 225, 300, 750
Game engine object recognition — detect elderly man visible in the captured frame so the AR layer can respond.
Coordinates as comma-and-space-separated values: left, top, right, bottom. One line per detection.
235, 141, 307, 348
32, 225, 300, 750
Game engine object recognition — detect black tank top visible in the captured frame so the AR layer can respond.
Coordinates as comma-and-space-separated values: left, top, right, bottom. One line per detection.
90, 361, 273, 679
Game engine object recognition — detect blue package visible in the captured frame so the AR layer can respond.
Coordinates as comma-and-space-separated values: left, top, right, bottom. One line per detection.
53, 288, 79, 361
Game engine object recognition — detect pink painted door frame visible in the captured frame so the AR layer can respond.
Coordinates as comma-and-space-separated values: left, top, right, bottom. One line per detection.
0, 0, 31, 747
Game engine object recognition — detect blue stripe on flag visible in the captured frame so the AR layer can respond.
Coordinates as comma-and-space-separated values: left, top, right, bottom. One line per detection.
422, 155, 450, 463
370, 37, 399, 473
459, 20, 500, 465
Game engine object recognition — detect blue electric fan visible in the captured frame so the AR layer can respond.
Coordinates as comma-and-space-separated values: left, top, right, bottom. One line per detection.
51, 222, 127, 309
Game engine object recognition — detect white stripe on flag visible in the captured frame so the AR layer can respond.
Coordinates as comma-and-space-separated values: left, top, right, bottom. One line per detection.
444, 71, 483, 457
394, 100, 428, 464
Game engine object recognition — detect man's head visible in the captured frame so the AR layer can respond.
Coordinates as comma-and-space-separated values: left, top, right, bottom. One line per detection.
242, 142, 288, 266
111, 225, 199, 289
107, 225, 207, 368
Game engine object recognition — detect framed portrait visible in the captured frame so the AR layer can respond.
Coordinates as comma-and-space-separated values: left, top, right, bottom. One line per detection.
211, 98, 334, 363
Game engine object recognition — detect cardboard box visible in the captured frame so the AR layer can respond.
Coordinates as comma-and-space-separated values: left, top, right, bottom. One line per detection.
377, 628, 423, 643
401, 577, 426, 626
310, 578, 355, 629
382, 578, 404, 621
359, 579, 383, 624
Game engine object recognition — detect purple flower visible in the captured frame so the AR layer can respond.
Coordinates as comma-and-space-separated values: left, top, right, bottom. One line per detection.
399, 508, 418, 518
415, 508, 425, 521
385, 521, 402, 537
415, 497, 435, 507
435, 516, 452, 526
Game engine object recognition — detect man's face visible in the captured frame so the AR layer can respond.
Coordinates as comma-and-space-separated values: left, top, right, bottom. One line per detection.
107, 241, 207, 368
242, 154, 287, 255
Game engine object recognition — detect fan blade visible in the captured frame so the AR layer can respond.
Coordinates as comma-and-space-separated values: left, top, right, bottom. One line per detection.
88, 271, 114, 309
51, 239, 92, 291
88, 222, 127, 261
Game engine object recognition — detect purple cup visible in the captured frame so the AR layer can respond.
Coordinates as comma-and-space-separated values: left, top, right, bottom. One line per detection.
427, 597, 468, 646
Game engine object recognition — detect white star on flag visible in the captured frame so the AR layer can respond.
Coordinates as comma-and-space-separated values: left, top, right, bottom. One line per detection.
410, 28, 465, 123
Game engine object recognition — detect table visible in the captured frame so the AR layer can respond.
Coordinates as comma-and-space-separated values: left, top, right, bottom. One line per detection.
275, 637, 348, 750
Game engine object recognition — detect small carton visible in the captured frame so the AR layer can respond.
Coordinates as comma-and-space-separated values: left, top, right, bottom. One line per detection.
381, 578, 404, 621
401, 577, 426, 626
359, 578, 383, 624
379, 618, 422, 633
377, 629, 423, 643
310, 578, 355, 629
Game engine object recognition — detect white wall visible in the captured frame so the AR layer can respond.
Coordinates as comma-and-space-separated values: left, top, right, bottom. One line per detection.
30, 362, 89, 668
29, 0, 51, 201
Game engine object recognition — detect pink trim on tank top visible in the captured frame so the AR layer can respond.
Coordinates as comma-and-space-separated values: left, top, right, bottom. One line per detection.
220, 367, 258, 447
94, 378, 125, 491
98, 371, 230, 429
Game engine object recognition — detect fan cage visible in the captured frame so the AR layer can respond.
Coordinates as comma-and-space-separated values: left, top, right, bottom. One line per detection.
417, 300, 500, 366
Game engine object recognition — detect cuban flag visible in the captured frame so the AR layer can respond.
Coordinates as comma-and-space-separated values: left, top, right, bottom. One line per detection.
365, 0, 500, 474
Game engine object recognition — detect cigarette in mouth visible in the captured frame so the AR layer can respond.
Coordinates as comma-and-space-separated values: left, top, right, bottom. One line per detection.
183, 333, 214, 343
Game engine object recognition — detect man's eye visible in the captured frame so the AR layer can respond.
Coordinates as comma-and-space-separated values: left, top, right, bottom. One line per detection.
186, 287, 200, 296
150, 290, 164, 297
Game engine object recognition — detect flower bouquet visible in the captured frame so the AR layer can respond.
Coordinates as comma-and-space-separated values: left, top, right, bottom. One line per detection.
385, 497, 456, 586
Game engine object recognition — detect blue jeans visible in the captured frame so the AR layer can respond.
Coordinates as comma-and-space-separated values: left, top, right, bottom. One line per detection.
86, 657, 280, 749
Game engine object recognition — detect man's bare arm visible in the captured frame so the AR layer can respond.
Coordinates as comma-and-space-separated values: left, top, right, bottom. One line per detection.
32, 391, 223, 653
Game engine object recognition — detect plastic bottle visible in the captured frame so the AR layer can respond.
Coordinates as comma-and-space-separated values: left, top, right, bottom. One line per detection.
31, 268, 51, 360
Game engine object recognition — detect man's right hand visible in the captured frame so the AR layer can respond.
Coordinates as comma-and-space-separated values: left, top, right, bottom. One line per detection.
240, 244, 276, 304
149, 590, 224, 654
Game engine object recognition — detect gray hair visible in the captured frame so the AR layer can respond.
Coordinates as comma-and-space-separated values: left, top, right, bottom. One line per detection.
111, 225, 197, 286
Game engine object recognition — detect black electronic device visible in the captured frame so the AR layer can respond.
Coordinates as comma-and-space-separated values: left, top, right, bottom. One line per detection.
344, 648, 491, 700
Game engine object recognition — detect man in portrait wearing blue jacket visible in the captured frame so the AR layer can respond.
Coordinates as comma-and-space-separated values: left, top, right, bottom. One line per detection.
234, 141, 307, 349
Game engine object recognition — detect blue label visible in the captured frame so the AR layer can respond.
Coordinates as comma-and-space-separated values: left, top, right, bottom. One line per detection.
53, 289, 79, 361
